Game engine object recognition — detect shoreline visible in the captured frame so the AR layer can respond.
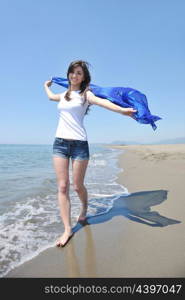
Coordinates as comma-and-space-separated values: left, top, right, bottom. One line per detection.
6, 144, 185, 278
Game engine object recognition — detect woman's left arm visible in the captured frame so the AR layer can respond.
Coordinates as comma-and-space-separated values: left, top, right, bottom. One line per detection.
86, 91, 137, 117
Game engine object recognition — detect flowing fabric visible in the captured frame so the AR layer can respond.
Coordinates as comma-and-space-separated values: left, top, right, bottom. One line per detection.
51, 77, 162, 130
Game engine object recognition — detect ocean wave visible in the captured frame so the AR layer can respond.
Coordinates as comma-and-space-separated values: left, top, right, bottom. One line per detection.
0, 145, 126, 277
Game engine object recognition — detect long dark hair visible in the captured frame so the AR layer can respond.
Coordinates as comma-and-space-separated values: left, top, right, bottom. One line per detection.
65, 60, 92, 115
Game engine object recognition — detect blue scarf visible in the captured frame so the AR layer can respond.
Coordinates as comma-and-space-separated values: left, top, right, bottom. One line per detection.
51, 77, 162, 130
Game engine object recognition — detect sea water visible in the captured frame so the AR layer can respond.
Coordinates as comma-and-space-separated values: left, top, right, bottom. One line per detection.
0, 144, 128, 277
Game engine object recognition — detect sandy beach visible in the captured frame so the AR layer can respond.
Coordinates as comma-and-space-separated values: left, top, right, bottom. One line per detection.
6, 144, 185, 278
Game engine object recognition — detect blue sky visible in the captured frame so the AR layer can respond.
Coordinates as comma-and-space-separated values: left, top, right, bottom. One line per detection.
0, 0, 184, 144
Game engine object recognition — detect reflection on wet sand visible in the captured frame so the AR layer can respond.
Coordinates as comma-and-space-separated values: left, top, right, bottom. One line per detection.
65, 225, 97, 277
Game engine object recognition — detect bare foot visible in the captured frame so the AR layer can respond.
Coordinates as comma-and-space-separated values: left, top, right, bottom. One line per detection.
77, 207, 87, 222
56, 231, 73, 247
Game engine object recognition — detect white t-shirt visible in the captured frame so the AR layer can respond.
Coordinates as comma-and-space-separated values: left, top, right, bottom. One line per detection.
55, 90, 91, 141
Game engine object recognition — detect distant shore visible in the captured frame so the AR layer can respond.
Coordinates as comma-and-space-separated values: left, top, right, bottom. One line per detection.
6, 144, 185, 277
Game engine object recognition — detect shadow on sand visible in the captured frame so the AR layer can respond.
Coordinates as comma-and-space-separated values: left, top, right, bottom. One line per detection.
73, 189, 181, 233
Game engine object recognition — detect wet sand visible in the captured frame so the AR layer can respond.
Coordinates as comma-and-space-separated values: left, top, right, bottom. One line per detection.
6, 144, 185, 277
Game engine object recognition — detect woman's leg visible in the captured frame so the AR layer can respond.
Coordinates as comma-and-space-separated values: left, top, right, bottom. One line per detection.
72, 159, 89, 221
53, 156, 73, 246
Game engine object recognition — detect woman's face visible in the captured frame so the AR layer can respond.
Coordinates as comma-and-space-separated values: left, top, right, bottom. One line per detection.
68, 66, 85, 87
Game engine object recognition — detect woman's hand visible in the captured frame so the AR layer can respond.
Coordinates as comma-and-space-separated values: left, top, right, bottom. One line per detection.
44, 80, 52, 87
120, 107, 137, 118
44, 80, 61, 102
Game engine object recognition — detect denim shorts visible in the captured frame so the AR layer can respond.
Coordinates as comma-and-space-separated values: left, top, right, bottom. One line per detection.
53, 137, 90, 160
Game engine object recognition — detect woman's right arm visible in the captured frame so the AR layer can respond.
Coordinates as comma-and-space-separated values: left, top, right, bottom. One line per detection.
44, 80, 61, 102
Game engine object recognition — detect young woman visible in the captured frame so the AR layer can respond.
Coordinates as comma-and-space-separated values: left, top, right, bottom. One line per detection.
44, 60, 137, 247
